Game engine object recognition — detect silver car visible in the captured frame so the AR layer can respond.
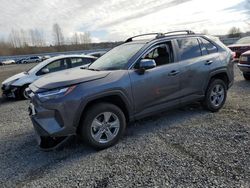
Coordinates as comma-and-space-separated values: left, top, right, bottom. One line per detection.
21, 56, 43, 64
1, 54, 97, 99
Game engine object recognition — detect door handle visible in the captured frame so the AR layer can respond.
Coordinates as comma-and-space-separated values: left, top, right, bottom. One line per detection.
168, 70, 180, 76
205, 60, 213, 65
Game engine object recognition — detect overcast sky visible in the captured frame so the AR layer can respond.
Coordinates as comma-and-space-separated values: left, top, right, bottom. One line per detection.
0, 0, 249, 43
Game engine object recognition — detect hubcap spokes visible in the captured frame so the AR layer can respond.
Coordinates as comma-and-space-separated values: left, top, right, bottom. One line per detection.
210, 84, 225, 107
23, 89, 29, 99
91, 112, 120, 143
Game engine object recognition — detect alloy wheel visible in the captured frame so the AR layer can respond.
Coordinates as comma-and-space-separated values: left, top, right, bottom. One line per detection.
91, 112, 120, 144
210, 84, 225, 107
23, 88, 29, 99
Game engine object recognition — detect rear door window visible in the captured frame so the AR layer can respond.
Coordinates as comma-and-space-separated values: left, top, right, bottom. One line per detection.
177, 38, 202, 61
37, 58, 68, 75
198, 39, 208, 55
199, 38, 218, 54
70, 58, 92, 68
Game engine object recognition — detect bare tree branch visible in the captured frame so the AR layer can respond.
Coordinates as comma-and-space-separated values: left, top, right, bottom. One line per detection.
52, 23, 64, 46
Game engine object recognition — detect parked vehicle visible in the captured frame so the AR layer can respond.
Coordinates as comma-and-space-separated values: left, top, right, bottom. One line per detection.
87, 51, 107, 58
238, 50, 250, 80
0, 61, 3, 66
1, 55, 97, 99
22, 56, 43, 64
42, 55, 51, 61
16, 58, 26, 64
228, 36, 250, 59
2, 59, 15, 65
27, 30, 234, 150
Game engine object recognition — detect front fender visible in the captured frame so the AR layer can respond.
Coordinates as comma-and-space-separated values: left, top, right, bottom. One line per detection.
12, 76, 37, 87
73, 90, 133, 129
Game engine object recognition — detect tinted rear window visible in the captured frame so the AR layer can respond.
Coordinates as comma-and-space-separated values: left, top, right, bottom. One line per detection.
177, 38, 202, 61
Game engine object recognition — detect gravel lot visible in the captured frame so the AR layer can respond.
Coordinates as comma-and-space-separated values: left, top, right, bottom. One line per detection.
0, 64, 249, 187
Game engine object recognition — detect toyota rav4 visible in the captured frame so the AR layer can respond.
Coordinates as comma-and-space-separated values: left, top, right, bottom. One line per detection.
27, 30, 234, 150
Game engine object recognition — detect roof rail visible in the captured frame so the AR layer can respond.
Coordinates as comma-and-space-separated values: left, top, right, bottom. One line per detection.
125, 30, 195, 43
164, 30, 195, 35
125, 33, 164, 43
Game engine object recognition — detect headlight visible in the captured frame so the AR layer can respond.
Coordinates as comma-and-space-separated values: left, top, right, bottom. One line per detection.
2, 78, 19, 90
37, 85, 76, 102
240, 56, 248, 62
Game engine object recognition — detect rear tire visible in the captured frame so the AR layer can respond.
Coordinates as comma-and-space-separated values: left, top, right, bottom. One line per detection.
243, 73, 250, 80
80, 103, 126, 150
203, 79, 227, 112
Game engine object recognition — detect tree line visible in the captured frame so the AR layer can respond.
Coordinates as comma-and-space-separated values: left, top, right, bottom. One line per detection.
0, 25, 249, 56
202, 26, 249, 38
0, 23, 121, 56
5, 23, 92, 48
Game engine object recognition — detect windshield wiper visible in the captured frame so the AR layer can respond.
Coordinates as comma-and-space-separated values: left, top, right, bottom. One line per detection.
87, 68, 100, 71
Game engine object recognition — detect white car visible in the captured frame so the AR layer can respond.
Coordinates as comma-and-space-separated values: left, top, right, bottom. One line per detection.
1, 54, 97, 99
2, 59, 15, 65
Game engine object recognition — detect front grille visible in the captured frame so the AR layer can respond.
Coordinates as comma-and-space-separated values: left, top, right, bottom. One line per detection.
229, 47, 240, 52
1, 84, 6, 91
240, 46, 250, 50
235, 52, 241, 58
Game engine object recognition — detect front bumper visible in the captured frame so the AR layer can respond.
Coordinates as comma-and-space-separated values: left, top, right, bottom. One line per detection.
238, 63, 250, 73
28, 92, 80, 150
1, 84, 19, 98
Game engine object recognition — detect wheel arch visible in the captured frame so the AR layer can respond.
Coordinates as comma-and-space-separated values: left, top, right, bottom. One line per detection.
206, 70, 230, 91
74, 91, 133, 133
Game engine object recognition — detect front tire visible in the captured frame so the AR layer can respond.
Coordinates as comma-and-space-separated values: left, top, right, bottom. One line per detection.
243, 73, 250, 80
18, 85, 29, 100
80, 103, 126, 150
203, 79, 227, 112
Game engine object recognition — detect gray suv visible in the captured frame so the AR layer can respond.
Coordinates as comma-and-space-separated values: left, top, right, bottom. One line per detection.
27, 31, 234, 150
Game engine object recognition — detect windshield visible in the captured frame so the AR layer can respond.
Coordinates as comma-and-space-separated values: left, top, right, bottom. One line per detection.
27, 59, 47, 73
235, 37, 250, 44
88, 43, 144, 70
26, 64, 39, 73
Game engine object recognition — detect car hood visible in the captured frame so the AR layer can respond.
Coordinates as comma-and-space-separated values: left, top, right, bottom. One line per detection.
242, 50, 250, 56
228, 44, 250, 48
2, 72, 27, 85
32, 68, 110, 90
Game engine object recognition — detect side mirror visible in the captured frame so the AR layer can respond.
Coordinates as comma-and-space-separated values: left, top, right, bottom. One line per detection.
41, 68, 50, 74
137, 59, 156, 74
